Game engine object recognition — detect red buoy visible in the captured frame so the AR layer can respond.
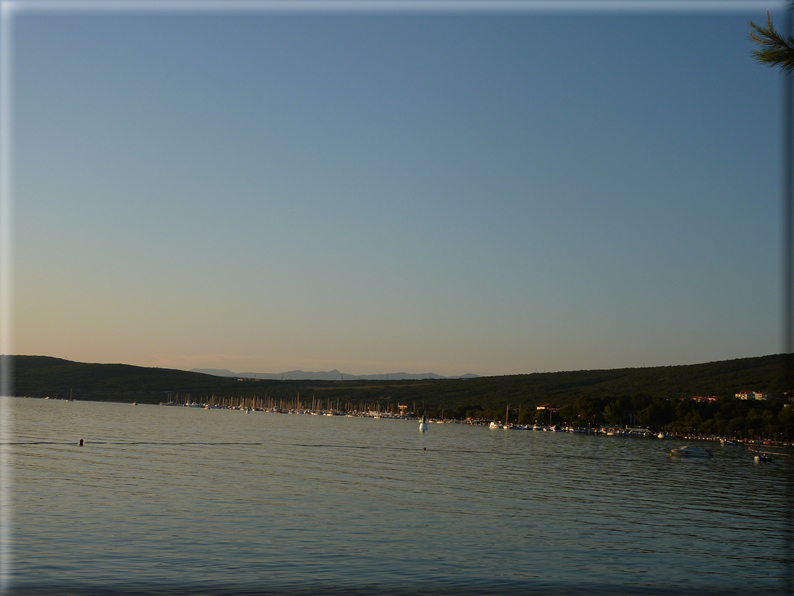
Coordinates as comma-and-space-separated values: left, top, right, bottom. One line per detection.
79, 439, 83, 446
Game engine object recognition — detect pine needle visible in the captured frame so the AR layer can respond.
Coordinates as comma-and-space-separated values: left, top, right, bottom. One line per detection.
749, 11, 794, 73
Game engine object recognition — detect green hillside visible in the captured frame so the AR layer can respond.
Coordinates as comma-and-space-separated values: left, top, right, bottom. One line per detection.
11, 353, 792, 411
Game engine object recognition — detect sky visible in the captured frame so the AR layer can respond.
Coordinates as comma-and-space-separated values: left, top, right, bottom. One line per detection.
4, 0, 788, 377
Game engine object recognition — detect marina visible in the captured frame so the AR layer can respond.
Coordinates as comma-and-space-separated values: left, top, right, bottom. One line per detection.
153, 396, 794, 449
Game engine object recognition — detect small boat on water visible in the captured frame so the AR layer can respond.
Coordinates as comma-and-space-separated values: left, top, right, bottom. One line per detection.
749, 446, 779, 462
489, 421, 501, 429
670, 446, 713, 458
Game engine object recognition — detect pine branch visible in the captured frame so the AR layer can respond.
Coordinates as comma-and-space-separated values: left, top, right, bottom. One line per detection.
749, 11, 794, 73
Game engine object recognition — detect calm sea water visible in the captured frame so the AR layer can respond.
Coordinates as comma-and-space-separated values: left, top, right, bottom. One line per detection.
5, 397, 793, 595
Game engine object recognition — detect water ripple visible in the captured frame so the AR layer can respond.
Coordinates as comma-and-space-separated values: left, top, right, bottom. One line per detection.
7, 398, 792, 594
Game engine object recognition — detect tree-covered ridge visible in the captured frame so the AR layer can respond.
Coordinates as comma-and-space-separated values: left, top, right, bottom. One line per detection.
11, 352, 789, 398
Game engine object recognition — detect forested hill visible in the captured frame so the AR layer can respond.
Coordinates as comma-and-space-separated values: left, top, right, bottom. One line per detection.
10, 354, 792, 412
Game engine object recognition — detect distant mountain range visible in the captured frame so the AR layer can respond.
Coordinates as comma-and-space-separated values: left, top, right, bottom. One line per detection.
190, 368, 481, 381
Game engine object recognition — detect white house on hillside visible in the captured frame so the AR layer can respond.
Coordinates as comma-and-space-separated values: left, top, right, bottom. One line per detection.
736, 391, 772, 401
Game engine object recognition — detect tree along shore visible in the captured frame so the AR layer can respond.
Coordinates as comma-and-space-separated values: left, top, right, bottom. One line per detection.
416, 394, 794, 442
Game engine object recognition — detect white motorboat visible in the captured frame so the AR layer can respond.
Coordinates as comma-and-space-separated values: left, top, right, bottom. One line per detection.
670, 446, 713, 458
489, 421, 502, 429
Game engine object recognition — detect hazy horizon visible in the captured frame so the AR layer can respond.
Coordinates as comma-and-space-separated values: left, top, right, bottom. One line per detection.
7, 1, 786, 377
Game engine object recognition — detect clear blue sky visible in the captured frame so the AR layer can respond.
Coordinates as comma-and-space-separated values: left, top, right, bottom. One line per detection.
8, 1, 786, 376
